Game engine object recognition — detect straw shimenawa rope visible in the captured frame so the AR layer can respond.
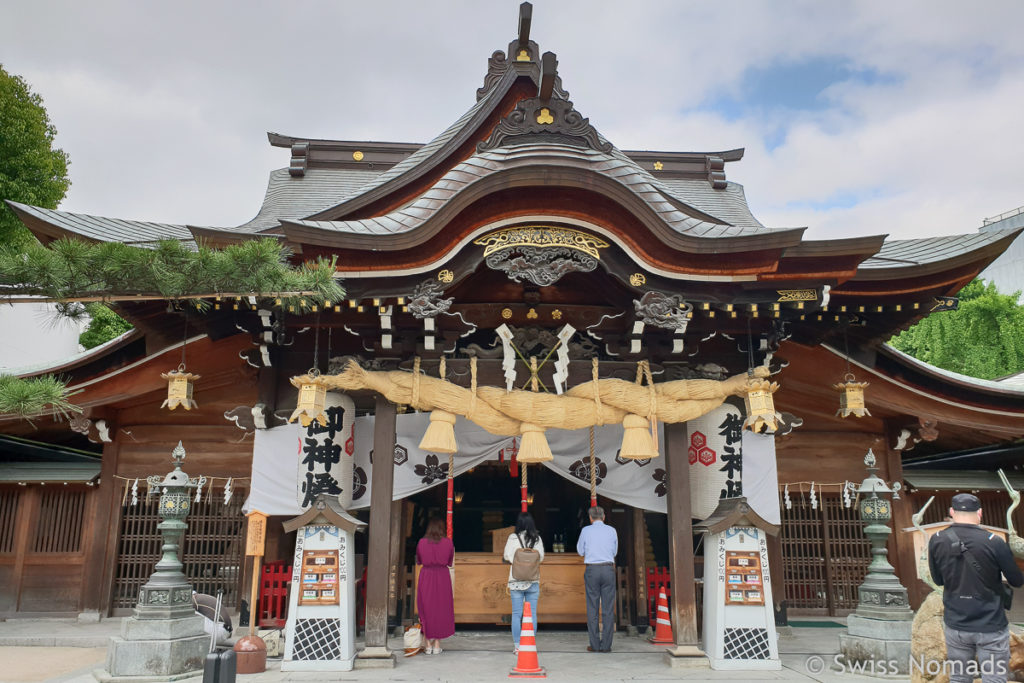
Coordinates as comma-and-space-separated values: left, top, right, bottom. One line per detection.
319, 360, 769, 437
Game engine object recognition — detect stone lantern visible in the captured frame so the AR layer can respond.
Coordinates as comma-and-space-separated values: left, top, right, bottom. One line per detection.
135, 441, 207, 619
838, 449, 913, 676
100, 441, 211, 680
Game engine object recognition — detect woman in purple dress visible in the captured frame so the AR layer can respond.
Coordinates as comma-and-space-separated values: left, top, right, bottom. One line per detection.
416, 517, 455, 654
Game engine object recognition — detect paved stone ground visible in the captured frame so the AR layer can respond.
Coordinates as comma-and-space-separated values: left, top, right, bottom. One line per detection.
0, 618, 897, 682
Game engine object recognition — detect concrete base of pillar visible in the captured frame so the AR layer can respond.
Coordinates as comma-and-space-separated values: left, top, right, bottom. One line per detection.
355, 646, 396, 669
838, 614, 912, 677
98, 615, 207, 680
664, 644, 709, 668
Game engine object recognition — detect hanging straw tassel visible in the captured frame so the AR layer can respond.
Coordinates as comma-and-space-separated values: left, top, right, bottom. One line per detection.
619, 413, 657, 459
418, 356, 459, 454
517, 422, 553, 463
419, 410, 458, 454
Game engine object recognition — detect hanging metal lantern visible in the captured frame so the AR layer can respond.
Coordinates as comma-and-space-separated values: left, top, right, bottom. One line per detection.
160, 366, 199, 410
833, 374, 871, 418
742, 376, 780, 434
288, 373, 329, 427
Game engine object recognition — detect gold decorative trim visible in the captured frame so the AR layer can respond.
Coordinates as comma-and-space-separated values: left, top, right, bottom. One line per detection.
629, 273, 646, 287
437, 269, 454, 283
352, 151, 364, 161
776, 289, 817, 302
551, 309, 563, 320
474, 226, 609, 260
653, 162, 663, 171
501, 308, 513, 319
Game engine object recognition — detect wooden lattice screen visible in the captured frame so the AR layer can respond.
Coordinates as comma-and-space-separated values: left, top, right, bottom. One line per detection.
32, 489, 87, 554
0, 489, 19, 554
112, 487, 247, 611
780, 492, 871, 615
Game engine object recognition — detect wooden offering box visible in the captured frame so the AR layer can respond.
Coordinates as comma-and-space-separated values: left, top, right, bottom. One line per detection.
416, 552, 588, 623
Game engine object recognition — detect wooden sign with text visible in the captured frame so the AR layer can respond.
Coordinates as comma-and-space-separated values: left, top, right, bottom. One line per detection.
245, 510, 268, 557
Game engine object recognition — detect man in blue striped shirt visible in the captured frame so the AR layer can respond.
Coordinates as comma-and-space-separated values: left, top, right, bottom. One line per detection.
577, 505, 618, 652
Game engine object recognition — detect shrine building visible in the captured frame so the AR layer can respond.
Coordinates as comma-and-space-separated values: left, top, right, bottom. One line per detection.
3, 3, 1024, 662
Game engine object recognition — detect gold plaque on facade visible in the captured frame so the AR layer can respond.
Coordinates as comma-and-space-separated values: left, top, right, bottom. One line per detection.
536, 108, 554, 124
352, 150, 364, 161
474, 226, 609, 260
501, 308, 513, 319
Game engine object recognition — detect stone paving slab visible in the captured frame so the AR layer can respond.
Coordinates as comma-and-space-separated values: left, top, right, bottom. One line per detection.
0, 618, 904, 682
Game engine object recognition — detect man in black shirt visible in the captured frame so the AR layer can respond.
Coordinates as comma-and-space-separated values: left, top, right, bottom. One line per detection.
928, 493, 1023, 683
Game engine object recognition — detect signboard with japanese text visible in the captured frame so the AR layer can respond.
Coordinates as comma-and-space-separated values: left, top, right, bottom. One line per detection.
245, 510, 268, 556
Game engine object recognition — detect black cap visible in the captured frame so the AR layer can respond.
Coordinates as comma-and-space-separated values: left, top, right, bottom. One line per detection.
951, 493, 981, 512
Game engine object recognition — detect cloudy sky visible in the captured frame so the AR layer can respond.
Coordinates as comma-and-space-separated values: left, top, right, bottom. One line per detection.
4, 0, 1024, 240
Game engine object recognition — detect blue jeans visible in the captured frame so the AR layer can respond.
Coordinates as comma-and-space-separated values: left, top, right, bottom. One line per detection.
510, 583, 540, 646
943, 626, 1010, 683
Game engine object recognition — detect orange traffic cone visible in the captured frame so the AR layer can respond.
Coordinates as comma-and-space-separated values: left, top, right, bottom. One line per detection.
649, 586, 673, 644
509, 602, 545, 678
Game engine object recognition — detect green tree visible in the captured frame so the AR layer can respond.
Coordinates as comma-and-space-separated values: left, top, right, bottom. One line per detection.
0, 65, 70, 251
888, 278, 1024, 380
78, 303, 133, 350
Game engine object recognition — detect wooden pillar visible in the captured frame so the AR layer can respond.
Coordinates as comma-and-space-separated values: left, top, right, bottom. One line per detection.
387, 499, 404, 623
629, 507, 649, 631
96, 438, 123, 616
663, 422, 704, 659
359, 396, 397, 663
766, 533, 785, 621
9, 486, 40, 613
883, 427, 920, 608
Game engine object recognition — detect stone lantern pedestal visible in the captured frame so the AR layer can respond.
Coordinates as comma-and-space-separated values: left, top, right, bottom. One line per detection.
95, 442, 210, 681
838, 450, 913, 677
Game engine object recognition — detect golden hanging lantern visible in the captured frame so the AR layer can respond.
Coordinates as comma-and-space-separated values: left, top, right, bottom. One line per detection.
288, 373, 330, 427
833, 374, 871, 418
743, 376, 780, 434
160, 366, 199, 410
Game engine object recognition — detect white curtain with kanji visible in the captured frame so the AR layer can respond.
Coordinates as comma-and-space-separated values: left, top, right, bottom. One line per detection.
246, 409, 779, 522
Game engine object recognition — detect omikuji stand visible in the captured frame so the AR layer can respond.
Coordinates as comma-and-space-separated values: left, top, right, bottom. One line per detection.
280, 495, 365, 672
695, 497, 781, 671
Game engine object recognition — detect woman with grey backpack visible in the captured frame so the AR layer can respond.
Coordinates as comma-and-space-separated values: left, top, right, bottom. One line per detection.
503, 512, 545, 654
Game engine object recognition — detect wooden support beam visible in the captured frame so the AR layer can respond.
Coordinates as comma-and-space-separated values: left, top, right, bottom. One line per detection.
81, 445, 116, 612
518, 2, 532, 47
663, 422, 704, 659
98, 439, 123, 616
883, 425, 921, 609
630, 507, 649, 631
359, 395, 397, 664
539, 52, 557, 101
387, 499, 404, 623
766, 533, 786, 623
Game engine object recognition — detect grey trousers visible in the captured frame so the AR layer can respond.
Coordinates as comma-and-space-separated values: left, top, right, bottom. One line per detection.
943, 625, 1010, 683
584, 564, 615, 651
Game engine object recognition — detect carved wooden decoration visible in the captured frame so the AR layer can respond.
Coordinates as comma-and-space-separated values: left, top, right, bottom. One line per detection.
477, 96, 611, 153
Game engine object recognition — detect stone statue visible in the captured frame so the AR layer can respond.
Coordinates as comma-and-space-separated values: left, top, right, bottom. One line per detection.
998, 469, 1024, 559
912, 496, 941, 593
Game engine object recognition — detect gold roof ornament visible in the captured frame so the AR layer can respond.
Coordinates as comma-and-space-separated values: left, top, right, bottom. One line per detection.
288, 372, 330, 427
833, 374, 871, 418
743, 376, 780, 434
161, 366, 199, 411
